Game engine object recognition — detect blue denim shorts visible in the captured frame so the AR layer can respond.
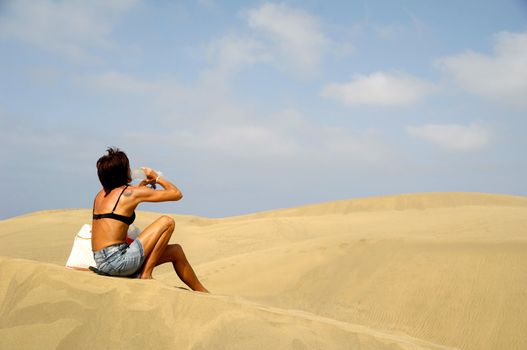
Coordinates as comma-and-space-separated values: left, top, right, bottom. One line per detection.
93, 239, 145, 278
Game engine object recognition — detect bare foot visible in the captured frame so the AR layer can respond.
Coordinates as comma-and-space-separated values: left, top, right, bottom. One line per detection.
195, 286, 210, 293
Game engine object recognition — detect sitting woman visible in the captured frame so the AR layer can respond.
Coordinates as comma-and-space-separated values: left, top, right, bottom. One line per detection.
91, 147, 208, 293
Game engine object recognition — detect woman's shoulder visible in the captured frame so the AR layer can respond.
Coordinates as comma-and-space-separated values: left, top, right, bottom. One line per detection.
94, 186, 124, 203
94, 189, 103, 201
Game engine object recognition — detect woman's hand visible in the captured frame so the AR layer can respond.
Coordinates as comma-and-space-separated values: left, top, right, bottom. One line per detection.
141, 167, 159, 188
133, 173, 183, 203
142, 167, 158, 181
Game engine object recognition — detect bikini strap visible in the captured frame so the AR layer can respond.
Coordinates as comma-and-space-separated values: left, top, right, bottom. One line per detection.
111, 185, 129, 213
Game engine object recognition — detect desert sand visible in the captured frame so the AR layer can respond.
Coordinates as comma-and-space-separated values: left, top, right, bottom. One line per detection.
1, 192, 526, 349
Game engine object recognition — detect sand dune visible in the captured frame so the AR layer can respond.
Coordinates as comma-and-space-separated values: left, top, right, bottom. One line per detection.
0, 257, 452, 350
1, 192, 526, 349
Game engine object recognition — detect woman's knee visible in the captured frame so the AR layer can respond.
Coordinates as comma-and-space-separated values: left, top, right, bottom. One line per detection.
158, 215, 175, 230
173, 243, 183, 254
171, 244, 185, 260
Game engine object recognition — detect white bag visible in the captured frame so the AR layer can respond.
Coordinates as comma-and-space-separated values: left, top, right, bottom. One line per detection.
65, 224, 95, 270
65, 224, 141, 270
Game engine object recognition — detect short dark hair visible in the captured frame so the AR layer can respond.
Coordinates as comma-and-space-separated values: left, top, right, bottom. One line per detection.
96, 147, 131, 194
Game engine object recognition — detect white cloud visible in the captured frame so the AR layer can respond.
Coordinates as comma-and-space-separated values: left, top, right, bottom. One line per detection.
77, 67, 390, 164
0, 0, 137, 63
407, 123, 492, 152
322, 71, 435, 106
161, 108, 389, 165
203, 3, 337, 79
186, 125, 301, 158
437, 31, 527, 108
205, 35, 271, 74
246, 2, 329, 75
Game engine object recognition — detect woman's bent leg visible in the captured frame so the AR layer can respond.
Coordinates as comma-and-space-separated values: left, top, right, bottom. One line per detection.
136, 215, 175, 279
156, 244, 209, 293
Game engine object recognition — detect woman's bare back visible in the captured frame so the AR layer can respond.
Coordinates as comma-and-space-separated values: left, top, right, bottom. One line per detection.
92, 186, 137, 251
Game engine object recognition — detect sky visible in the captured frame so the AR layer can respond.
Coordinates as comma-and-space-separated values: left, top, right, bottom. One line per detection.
0, 0, 526, 220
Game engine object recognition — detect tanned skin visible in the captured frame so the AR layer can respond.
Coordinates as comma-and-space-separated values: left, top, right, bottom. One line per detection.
92, 167, 209, 293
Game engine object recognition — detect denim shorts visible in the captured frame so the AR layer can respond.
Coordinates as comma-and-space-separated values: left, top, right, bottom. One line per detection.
93, 239, 145, 278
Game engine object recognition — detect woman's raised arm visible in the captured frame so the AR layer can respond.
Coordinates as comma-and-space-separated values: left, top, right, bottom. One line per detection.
133, 168, 182, 203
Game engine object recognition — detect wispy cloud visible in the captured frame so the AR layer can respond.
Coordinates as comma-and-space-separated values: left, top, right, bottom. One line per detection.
79, 67, 391, 164
205, 35, 271, 75
407, 123, 492, 152
437, 31, 527, 108
202, 2, 334, 79
146, 111, 389, 165
0, 0, 138, 63
322, 71, 435, 106
245, 2, 329, 76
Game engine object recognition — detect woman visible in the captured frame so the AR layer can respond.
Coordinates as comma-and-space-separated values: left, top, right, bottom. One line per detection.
91, 147, 208, 293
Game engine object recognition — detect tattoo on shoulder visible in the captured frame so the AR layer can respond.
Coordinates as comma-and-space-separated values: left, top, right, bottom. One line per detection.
123, 189, 133, 197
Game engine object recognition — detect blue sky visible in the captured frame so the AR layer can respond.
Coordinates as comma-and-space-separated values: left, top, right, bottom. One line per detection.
1, 0, 526, 220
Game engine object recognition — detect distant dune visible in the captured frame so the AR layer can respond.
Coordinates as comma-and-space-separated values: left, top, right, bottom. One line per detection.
1, 192, 526, 349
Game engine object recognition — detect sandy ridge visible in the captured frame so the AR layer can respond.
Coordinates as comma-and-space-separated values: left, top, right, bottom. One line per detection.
239, 192, 527, 219
2, 192, 526, 225
0, 256, 455, 350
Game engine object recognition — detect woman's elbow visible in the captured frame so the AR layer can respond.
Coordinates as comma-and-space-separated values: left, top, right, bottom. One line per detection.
173, 190, 183, 201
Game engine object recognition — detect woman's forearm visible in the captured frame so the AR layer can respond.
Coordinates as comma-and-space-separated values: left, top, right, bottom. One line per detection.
156, 176, 183, 200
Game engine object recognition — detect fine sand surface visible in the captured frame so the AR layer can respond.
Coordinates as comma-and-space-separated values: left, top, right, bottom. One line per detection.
1, 192, 526, 349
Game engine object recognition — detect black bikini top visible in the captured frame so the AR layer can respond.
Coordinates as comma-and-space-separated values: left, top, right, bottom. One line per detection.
93, 185, 136, 225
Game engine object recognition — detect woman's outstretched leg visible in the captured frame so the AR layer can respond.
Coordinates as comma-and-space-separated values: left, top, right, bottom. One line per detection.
156, 244, 209, 293
136, 215, 175, 279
